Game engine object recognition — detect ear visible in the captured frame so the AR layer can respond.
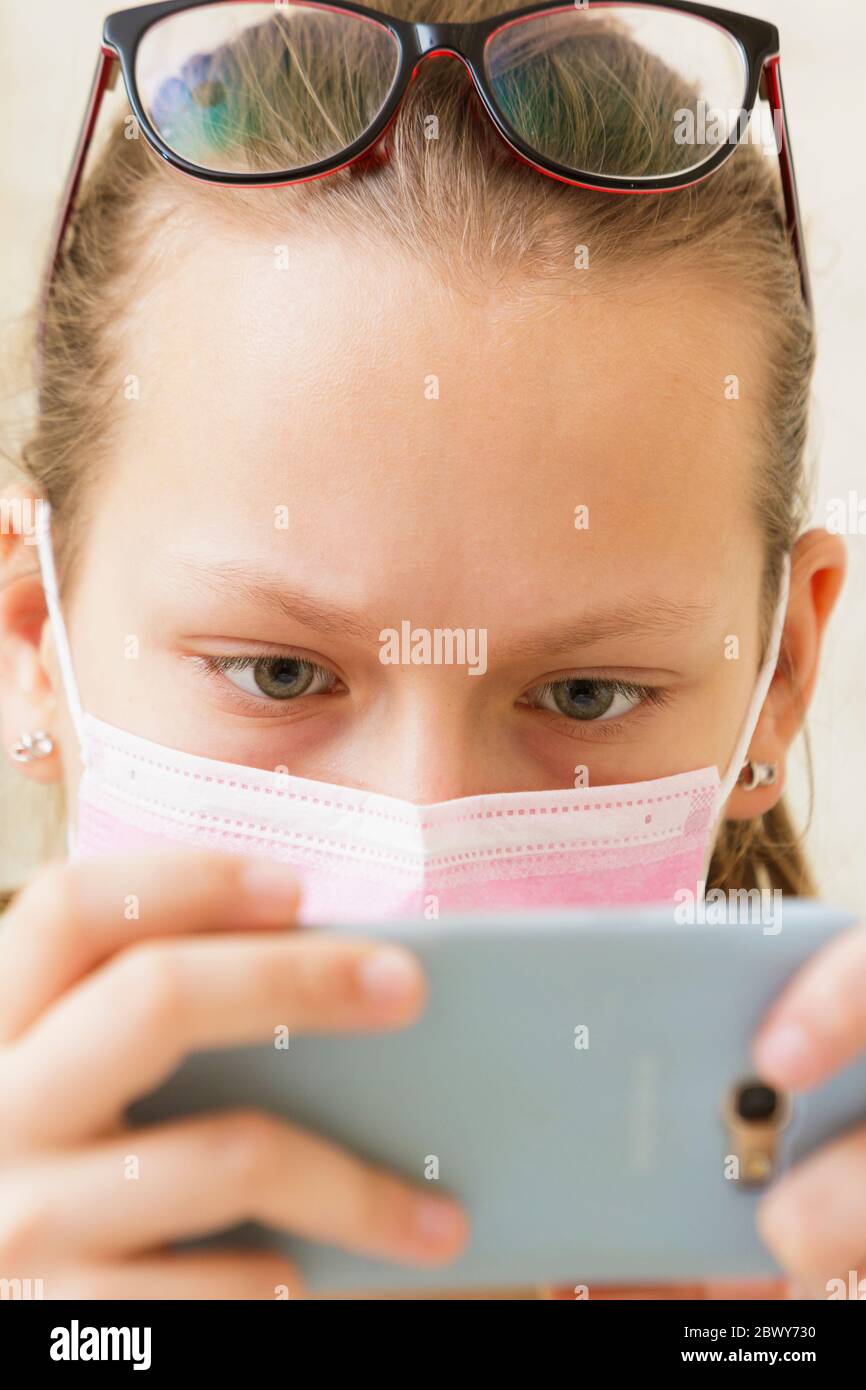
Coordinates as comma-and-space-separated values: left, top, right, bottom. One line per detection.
0, 484, 62, 784
724, 528, 846, 820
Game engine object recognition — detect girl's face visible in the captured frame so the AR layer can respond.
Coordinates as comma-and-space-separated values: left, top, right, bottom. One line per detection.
25, 222, 835, 811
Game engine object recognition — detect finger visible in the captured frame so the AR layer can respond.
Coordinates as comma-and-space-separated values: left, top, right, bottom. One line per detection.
584, 1283, 709, 1300
752, 920, 866, 1090
1, 1109, 467, 1269
2, 933, 426, 1146
43, 1251, 306, 1300
0, 850, 303, 1042
544, 1278, 789, 1300
756, 1121, 866, 1292
699, 1276, 791, 1300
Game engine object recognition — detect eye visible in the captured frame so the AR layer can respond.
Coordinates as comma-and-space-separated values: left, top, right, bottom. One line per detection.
521, 678, 662, 722
203, 654, 339, 702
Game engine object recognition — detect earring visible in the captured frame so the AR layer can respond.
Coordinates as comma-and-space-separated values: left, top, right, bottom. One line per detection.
738, 759, 777, 791
10, 730, 55, 763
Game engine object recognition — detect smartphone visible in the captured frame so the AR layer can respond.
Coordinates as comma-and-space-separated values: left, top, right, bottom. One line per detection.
127, 900, 866, 1293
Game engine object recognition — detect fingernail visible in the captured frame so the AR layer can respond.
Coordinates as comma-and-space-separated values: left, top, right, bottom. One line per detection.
787, 1279, 814, 1300
755, 1020, 813, 1084
414, 1197, 465, 1247
240, 860, 301, 922
358, 949, 420, 1006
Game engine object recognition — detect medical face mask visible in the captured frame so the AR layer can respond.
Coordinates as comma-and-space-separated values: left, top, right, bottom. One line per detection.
35, 503, 788, 925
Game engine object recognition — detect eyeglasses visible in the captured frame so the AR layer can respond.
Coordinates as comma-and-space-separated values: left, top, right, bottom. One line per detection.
42, 0, 812, 329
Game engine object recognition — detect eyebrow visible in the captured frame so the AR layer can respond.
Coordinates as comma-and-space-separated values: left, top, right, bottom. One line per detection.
166, 553, 719, 656
167, 553, 382, 642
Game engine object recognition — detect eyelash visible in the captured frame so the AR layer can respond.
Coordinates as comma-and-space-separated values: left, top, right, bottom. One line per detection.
202, 654, 335, 679
193, 652, 341, 708
193, 654, 670, 729
521, 678, 671, 734
527, 678, 669, 708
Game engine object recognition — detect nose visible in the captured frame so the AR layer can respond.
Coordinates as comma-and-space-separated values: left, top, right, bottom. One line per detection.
356, 679, 502, 803
367, 705, 481, 804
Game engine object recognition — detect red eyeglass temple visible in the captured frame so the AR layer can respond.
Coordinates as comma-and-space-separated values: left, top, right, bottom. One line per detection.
38, 46, 121, 361
37, 44, 813, 370
762, 56, 812, 316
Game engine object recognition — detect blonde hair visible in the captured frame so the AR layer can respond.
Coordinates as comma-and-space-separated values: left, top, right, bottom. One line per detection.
10, 0, 816, 898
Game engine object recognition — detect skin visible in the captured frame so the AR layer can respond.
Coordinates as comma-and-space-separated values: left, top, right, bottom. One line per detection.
0, 217, 853, 1299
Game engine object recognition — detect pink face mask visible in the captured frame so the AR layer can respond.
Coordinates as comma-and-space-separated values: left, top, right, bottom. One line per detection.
35, 503, 788, 925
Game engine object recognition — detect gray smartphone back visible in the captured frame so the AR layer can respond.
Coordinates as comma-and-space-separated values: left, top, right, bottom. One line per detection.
129, 902, 866, 1292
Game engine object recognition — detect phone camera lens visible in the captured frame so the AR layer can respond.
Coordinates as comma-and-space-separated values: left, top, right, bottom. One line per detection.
735, 1082, 778, 1124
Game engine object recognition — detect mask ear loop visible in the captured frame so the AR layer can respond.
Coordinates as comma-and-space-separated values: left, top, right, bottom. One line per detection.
34, 500, 86, 761
715, 553, 791, 812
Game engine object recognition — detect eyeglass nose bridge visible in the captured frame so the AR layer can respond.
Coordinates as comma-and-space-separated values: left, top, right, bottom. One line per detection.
413, 22, 475, 60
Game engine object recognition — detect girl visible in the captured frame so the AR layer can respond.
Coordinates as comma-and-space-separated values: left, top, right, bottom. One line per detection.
0, 0, 861, 1300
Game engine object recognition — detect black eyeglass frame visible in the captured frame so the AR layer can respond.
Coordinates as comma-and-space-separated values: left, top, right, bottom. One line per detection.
42, 0, 813, 329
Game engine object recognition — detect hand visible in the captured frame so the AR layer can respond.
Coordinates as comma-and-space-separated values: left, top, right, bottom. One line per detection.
752, 919, 866, 1299
0, 849, 468, 1299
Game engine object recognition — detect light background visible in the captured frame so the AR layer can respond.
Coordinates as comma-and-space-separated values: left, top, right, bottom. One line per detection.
1, 0, 864, 906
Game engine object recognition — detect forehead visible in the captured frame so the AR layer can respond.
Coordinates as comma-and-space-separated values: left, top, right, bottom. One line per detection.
99, 221, 765, 619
